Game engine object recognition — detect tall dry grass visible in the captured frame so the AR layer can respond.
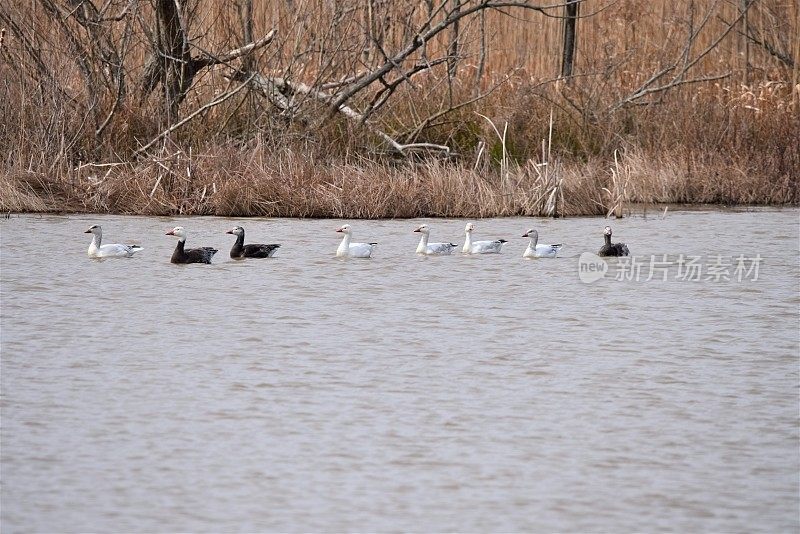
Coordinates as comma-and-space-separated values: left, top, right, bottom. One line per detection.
0, 0, 797, 216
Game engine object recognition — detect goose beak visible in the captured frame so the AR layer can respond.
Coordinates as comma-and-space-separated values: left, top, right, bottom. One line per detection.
413, 228, 421, 233
335, 227, 343, 233
522, 232, 529, 237
165, 229, 175, 236
226, 230, 233, 234
84, 229, 91, 233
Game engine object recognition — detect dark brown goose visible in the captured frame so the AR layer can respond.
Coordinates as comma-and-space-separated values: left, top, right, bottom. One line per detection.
165, 226, 218, 264
226, 226, 281, 259
597, 226, 630, 257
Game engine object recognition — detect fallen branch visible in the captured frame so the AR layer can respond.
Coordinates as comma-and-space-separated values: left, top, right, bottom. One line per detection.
247, 76, 294, 112
229, 71, 450, 156
193, 29, 277, 69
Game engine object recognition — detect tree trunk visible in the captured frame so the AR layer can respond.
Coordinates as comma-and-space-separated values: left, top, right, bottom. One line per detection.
239, 0, 255, 72
448, 0, 461, 104
739, 0, 750, 85
561, 0, 579, 79
149, 0, 195, 120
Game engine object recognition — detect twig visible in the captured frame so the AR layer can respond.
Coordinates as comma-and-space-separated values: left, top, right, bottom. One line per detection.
609, 1, 750, 112
134, 73, 257, 156
150, 174, 163, 198
403, 72, 513, 141
731, 24, 795, 67
74, 162, 128, 171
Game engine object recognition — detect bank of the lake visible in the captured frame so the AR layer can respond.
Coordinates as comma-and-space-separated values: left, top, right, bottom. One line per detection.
2, 149, 797, 218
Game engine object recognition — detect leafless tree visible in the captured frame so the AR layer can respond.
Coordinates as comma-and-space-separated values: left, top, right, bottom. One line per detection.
4, 0, 782, 165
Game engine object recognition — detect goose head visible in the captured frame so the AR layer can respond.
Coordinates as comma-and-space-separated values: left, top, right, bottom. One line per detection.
84, 224, 101, 235
226, 226, 244, 236
522, 228, 538, 238
414, 224, 430, 234
336, 224, 352, 235
464, 222, 475, 234
603, 226, 613, 236
166, 226, 187, 240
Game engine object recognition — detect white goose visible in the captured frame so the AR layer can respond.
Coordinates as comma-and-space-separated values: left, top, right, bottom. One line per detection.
85, 224, 143, 258
413, 224, 458, 255
522, 228, 563, 258
335, 224, 377, 258
462, 222, 507, 254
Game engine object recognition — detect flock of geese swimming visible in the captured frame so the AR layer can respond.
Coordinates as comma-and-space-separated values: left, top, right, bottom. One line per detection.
85, 222, 631, 263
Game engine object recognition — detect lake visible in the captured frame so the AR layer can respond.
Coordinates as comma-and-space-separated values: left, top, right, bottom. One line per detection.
1, 208, 798, 532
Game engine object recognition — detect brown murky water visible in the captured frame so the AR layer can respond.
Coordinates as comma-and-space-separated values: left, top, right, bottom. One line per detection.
2, 209, 798, 532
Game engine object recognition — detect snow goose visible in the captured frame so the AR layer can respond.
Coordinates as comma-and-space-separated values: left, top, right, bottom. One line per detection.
462, 222, 507, 254
522, 228, 562, 258
413, 224, 457, 255
226, 226, 280, 259
597, 225, 630, 257
84, 224, 143, 258
166, 226, 218, 264
335, 224, 377, 258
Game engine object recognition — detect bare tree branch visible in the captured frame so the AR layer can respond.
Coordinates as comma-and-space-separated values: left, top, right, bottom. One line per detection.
731, 24, 795, 67
134, 73, 257, 156
328, 0, 564, 113
193, 29, 277, 69
140, 0, 278, 122
609, 0, 751, 112
229, 71, 451, 156
402, 72, 513, 142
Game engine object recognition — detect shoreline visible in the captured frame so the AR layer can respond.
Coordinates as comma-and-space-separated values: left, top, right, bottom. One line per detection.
3, 203, 796, 220
3, 150, 796, 218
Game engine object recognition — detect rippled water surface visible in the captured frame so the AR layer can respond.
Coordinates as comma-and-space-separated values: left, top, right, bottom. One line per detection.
2, 209, 798, 532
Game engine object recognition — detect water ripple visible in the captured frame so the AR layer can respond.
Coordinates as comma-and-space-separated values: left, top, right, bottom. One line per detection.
1, 210, 798, 532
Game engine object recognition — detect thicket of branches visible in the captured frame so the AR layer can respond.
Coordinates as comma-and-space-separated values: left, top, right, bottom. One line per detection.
0, 0, 797, 215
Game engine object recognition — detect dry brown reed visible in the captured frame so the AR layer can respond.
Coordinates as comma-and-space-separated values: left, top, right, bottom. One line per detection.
0, 0, 797, 216
3, 138, 793, 218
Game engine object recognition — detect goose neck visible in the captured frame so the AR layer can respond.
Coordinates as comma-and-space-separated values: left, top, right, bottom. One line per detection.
462, 231, 472, 253
87, 233, 101, 255
231, 233, 244, 255
171, 239, 186, 262
337, 232, 351, 255
416, 232, 429, 253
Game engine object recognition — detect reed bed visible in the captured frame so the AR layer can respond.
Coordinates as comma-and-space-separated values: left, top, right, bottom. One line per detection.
3, 136, 793, 218
0, 0, 797, 216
